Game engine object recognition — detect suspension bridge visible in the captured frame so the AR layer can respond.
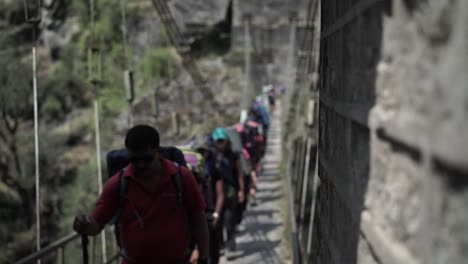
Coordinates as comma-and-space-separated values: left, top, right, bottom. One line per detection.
6, 0, 468, 263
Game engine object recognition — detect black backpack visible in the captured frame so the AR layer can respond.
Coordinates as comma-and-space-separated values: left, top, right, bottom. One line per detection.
242, 120, 260, 154
215, 148, 240, 191
106, 146, 187, 177
105, 147, 192, 261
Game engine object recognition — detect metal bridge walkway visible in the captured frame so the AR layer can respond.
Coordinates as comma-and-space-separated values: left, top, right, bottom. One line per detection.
221, 104, 290, 264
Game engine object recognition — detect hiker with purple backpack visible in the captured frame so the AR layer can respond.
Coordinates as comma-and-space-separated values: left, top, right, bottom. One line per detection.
191, 136, 225, 264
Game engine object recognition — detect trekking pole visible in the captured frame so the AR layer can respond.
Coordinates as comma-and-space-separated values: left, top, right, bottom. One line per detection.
82, 235, 89, 264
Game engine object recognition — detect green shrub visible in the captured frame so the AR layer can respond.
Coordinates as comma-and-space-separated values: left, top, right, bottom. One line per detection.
141, 47, 178, 83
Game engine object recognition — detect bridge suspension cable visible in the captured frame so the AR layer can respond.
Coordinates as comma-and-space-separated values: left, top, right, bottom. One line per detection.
289, 0, 317, 125
121, 0, 129, 69
283, 12, 298, 135
22, 1, 42, 262
88, 0, 107, 262
241, 14, 252, 123
120, 0, 135, 126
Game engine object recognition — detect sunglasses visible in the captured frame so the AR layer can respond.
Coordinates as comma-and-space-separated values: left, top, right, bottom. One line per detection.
129, 154, 154, 163
216, 139, 226, 143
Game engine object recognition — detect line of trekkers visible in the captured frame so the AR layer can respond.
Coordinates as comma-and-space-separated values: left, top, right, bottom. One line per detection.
73, 91, 276, 264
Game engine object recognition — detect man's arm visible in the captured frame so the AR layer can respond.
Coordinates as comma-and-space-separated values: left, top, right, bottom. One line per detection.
246, 156, 258, 188
250, 170, 258, 189
191, 210, 210, 260
214, 179, 224, 225
73, 173, 120, 236
236, 158, 245, 203
180, 166, 209, 261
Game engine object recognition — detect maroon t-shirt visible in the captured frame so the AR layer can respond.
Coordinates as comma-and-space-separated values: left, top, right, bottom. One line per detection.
92, 158, 206, 263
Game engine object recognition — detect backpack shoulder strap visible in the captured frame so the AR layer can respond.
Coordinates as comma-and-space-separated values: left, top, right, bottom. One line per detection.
172, 163, 184, 208
111, 169, 128, 252
112, 169, 136, 262
112, 169, 128, 224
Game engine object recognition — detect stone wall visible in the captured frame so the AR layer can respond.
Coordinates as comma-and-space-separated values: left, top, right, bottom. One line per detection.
314, 0, 468, 263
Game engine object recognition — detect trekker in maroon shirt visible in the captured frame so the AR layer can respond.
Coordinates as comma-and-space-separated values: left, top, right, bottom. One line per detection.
73, 125, 209, 264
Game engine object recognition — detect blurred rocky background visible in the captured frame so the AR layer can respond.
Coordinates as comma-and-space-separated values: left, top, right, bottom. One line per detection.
0, 0, 241, 261
0, 0, 308, 261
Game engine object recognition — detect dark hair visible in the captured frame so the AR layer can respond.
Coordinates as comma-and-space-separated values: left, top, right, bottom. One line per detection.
125, 124, 160, 150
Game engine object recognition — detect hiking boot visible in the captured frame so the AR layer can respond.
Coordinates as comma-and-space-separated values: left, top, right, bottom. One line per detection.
226, 249, 237, 261
236, 223, 246, 233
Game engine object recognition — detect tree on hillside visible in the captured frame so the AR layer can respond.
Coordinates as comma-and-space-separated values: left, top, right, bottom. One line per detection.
0, 53, 38, 261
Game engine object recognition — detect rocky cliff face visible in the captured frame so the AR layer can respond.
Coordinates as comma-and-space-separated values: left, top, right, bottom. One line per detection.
169, 0, 231, 31
315, 0, 468, 263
